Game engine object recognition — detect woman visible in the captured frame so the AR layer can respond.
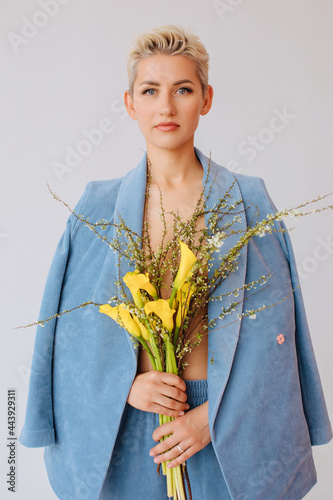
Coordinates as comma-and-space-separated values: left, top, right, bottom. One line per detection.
20, 25, 332, 500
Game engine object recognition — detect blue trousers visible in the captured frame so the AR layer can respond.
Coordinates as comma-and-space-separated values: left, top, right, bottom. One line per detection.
99, 379, 231, 499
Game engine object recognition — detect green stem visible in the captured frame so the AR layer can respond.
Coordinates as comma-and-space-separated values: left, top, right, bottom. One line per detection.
169, 287, 177, 308
175, 465, 186, 499
148, 325, 185, 498
173, 325, 180, 349
166, 336, 178, 375
144, 318, 163, 372
137, 337, 156, 369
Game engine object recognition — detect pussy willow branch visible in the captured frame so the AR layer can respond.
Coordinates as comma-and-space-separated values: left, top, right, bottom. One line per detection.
178, 284, 295, 366
175, 279, 272, 373
23, 179, 331, 337
14, 301, 102, 329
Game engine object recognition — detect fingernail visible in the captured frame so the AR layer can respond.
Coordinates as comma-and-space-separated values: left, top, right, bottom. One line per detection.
186, 404, 190, 409
149, 451, 154, 456
178, 411, 185, 416
154, 457, 160, 463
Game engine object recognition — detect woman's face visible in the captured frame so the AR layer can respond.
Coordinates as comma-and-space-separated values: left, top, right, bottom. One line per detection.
125, 54, 213, 153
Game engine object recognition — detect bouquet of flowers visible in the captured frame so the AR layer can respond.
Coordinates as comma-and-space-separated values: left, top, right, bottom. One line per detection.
20, 157, 333, 500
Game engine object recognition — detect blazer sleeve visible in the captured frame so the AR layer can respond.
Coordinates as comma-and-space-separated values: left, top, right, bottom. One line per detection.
259, 178, 333, 446
19, 183, 91, 448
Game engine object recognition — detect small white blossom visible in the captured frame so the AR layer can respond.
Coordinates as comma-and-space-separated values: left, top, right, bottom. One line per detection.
249, 313, 256, 319
289, 209, 302, 219
207, 232, 226, 252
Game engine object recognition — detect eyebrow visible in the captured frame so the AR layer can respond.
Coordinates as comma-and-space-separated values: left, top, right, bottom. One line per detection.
138, 79, 195, 86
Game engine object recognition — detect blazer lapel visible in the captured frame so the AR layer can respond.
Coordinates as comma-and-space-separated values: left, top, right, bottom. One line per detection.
112, 154, 148, 364
110, 148, 248, 430
194, 148, 248, 432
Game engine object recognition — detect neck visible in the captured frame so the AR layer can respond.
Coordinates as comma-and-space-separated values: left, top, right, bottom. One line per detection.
145, 140, 203, 188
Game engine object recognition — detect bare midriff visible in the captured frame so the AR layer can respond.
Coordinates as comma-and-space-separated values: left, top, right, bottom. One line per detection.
137, 172, 208, 380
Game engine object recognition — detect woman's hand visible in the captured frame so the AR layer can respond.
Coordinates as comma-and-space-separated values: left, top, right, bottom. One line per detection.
149, 400, 211, 468
127, 371, 190, 418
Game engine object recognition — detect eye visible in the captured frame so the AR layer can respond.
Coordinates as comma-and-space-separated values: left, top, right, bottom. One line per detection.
177, 87, 193, 95
142, 88, 156, 95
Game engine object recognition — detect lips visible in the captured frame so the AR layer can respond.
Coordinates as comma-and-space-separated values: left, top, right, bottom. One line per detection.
155, 122, 180, 131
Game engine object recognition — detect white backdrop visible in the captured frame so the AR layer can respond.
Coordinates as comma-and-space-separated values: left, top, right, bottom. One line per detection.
1, 1, 332, 498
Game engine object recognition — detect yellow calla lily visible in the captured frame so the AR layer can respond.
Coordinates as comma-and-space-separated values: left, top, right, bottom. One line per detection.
176, 281, 195, 329
132, 315, 150, 341
144, 299, 176, 333
99, 304, 141, 338
123, 270, 158, 308
170, 240, 197, 306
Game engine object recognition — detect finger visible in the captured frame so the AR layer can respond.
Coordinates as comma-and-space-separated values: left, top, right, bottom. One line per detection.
157, 394, 189, 412
150, 433, 179, 457
153, 442, 190, 465
160, 372, 187, 393
161, 384, 188, 405
166, 444, 195, 468
152, 420, 176, 443
149, 403, 187, 418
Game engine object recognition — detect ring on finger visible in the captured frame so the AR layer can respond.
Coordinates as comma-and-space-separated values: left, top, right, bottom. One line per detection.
177, 444, 184, 453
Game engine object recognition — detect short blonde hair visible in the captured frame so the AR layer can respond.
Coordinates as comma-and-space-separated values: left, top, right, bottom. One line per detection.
126, 25, 209, 98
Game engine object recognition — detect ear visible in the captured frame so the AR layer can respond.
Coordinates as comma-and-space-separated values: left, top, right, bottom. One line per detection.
200, 85, 214, 116
124, 90, 137, 120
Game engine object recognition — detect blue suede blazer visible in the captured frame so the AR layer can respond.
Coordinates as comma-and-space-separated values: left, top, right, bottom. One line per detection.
20, 147, 332, 500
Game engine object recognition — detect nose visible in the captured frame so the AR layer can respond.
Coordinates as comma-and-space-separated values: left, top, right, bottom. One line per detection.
159, 91, 176, 116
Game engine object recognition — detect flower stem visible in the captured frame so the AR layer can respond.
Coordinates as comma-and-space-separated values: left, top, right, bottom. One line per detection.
144, 319, 163, 372
137, 337, 156, 368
